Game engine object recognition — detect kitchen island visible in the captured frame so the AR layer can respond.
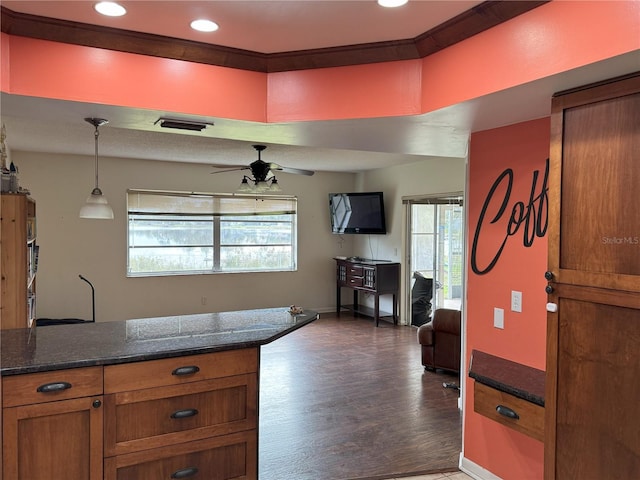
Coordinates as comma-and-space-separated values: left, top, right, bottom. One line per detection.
1, 307, 318, 479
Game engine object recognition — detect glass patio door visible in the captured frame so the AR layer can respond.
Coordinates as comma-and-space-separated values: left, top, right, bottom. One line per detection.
404, 194, 463, 327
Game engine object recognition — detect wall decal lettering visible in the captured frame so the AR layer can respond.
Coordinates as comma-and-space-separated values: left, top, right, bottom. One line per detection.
471, 158, 549, 275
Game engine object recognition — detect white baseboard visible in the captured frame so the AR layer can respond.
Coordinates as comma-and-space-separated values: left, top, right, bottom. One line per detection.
459, 454, 502, 480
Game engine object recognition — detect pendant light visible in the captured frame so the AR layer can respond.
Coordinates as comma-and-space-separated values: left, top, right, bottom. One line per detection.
80, 118, 114, 219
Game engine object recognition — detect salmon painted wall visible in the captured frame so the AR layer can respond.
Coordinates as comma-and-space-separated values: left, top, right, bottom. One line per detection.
266, 60, 422, 122
421, 0, 640, 113
464, 118, 550, 479
0, 33, 10, 91
3, 35, 268, 122
3, 2, 638, 124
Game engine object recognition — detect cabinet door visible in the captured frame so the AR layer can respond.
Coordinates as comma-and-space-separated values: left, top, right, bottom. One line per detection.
363, 267, 375, 289
3, 396, 103, 480
548, 75, 640, 292
545, 74, 640, 479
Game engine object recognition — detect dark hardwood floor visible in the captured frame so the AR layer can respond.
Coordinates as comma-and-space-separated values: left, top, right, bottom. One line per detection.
259, 314, 462, 480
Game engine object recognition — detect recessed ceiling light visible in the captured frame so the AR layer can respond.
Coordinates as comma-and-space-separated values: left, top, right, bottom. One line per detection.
94, 1, 126, 17
190, 19, 219, 33
378, 0, 409, 7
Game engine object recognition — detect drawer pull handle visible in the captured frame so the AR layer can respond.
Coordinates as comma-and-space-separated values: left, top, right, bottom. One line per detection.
36, 381, 72, 393
172, 366, 200, 376
171, 467, 199, 479
496, 405, 519, 420
171, 408, 199, 419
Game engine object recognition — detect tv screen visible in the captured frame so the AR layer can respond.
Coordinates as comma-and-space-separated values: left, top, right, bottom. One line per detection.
329, 192, 387, 234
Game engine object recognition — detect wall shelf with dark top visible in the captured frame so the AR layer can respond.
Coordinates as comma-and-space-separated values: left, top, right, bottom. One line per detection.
335, 258, 400, 327
469, 349, 545, 442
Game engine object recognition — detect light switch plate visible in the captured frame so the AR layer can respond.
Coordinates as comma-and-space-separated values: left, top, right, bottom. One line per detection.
511, 291, 522, 313
494, 307, 504, 329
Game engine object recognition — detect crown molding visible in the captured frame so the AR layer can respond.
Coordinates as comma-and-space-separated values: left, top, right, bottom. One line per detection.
1, 2, 548, 73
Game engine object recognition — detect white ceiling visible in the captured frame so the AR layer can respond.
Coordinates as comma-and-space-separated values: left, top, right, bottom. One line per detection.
1, 1, 638, 173
1, 1, 483, 54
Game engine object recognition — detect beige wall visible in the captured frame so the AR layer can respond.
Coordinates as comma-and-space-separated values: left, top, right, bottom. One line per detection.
15, 150, 465, 323
357, 157, 467, 321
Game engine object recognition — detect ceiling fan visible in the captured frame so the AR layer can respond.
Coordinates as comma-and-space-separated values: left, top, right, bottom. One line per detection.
211, 144, 315, 182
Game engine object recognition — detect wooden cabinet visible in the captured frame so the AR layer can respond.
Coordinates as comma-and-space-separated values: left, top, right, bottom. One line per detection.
103, 349, 259, 479
2, 367, 104, 480
0, 193, 37, 330
545, 74, 640, 479
335, 258, 400, 326
2, 349, 260, 480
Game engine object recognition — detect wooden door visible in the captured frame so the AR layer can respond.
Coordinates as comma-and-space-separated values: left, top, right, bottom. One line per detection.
3, 396, 104, 480
545, 74, 640, 479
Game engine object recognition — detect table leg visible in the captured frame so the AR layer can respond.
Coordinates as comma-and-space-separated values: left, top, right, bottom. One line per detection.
353, 289, 359, 316
392, 293, 398, 325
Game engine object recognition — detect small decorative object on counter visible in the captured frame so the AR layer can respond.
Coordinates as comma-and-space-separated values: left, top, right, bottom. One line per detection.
289, 305, 304, 315
9, 161, 18, 193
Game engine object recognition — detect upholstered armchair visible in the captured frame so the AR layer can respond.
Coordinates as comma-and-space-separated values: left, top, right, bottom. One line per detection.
417, 308, 461, 373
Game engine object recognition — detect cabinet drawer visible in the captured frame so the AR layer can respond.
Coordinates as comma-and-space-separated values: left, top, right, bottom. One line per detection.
104, 430, 257, 480
105, 373, 257, 456
104, 348, 258, 393
346, 276, 364, 287
347, 265, 364, 276
473, 381, 544, 442
2, 366, 103, 407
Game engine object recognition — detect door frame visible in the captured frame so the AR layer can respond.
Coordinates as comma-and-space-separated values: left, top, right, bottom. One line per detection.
402, 192, 465, 326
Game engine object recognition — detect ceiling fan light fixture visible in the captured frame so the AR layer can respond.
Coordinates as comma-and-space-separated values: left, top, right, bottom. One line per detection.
267, 177, 282, 192
377, 0, 408, 7
237, 176, 254, 193
94, 1, 126, 17
155, 117, 213, 132
218, 144, 313, 193
253, 180, 270, 193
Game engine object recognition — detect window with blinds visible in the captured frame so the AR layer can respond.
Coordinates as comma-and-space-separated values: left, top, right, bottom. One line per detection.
127, 190, 297, 276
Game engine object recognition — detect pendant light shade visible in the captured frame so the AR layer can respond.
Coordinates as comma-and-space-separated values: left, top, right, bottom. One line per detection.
80, 187, 114, 219
80, 118, 114, 219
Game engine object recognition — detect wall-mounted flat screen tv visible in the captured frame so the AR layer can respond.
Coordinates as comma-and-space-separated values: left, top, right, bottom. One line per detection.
329, 192, 387, 234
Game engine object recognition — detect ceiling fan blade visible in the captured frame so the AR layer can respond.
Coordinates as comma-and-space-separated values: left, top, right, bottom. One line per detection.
209, 165, 250, 174
267, 163, 315, 176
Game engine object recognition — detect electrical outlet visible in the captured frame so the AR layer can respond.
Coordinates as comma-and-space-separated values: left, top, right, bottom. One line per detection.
494, 308, 504, 329
511, 291, 522, 313
201, 296, 207, 305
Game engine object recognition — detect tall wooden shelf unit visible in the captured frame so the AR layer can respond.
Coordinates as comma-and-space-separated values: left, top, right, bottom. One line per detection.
1, 193, 37, 330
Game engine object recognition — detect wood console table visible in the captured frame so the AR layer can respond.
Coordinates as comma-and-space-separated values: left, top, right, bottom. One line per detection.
335, 258, 400, 327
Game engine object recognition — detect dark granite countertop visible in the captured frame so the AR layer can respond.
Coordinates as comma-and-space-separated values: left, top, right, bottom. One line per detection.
1, 308, 318, 376
468, 349, 545, 407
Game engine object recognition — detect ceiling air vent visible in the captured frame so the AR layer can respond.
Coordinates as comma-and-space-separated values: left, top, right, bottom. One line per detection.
154, 117, 213, 132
